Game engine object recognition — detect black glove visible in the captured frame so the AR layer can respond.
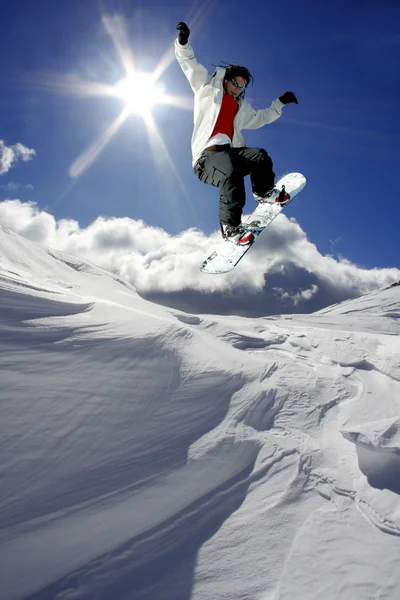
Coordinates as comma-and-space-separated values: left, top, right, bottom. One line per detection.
176, 21, 190, 45
279, 91, 298, 105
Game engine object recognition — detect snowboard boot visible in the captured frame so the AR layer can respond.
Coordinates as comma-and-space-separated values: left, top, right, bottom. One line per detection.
220, 223, 254, 246
254, 185, 290, 205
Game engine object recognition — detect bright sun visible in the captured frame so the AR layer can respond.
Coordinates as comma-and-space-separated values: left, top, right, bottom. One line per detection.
113, 72, 166, 116
61, 14, 193, 179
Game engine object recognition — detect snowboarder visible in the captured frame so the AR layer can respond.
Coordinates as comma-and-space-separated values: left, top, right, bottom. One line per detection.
175, 21, 299, 245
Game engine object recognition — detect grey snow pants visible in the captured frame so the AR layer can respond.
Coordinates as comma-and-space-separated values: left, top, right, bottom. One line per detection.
193, 145, 275, 227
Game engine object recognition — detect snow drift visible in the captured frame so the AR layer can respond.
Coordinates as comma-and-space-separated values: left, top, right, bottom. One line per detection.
1, 225, 399, 600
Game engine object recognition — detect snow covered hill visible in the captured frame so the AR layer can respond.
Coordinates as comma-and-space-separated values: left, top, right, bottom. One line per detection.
1, 225, 400, 600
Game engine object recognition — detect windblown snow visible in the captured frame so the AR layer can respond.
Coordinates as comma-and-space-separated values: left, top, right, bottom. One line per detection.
1, 224, 400, 600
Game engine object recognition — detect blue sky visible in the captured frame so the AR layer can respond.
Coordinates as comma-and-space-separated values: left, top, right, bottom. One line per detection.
0, 0, 399, 275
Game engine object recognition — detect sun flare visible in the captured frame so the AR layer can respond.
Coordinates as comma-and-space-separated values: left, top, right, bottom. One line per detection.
55, 13, 194, 179
112, 72, 166, 115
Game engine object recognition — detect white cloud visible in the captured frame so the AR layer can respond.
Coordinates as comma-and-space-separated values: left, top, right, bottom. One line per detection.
0, 182, 34, 192
0, 140, 36, 175
0, 198, 399, 316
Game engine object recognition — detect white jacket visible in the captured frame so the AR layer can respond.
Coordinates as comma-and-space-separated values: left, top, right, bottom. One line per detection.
174, 39, 284, 166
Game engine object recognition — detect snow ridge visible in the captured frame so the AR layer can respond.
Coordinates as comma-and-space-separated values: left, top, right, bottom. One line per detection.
1, 227, 400, 600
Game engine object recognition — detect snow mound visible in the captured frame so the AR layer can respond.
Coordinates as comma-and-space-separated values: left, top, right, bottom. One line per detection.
343, 418, 400, 454
1, 227, 400, 600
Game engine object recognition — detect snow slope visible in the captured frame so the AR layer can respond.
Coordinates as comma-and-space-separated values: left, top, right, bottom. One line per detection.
1, 225, 400, 600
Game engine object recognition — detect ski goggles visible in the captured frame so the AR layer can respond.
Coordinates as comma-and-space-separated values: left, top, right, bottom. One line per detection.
231, 77, 246, 91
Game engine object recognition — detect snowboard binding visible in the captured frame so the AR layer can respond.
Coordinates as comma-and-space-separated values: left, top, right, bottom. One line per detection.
277, 185, 290, 204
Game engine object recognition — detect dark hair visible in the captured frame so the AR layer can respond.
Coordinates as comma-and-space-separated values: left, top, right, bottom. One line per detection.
224, 64, 254, 87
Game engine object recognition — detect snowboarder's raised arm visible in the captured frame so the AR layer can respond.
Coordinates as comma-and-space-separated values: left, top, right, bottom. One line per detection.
175, 22, 210, 93
240, 91, 298, 130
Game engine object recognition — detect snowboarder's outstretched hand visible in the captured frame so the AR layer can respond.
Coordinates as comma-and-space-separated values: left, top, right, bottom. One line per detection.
279, 91, 298, 105
176, 22, 190, 45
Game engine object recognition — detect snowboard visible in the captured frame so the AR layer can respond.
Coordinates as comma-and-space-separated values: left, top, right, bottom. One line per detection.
200, 172, 306, 274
